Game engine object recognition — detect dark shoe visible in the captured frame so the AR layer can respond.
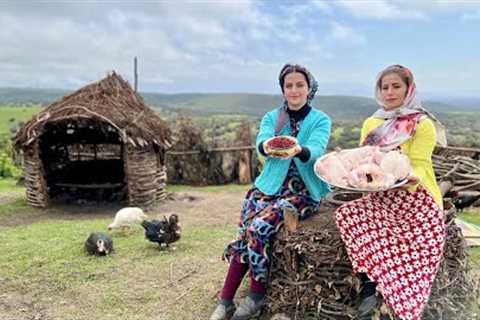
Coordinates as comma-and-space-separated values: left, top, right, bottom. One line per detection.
231, 296, 264, 320
209, 303, 236, 320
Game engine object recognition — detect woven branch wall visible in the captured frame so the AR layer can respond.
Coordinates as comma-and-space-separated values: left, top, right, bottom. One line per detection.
23, 144, 48, 208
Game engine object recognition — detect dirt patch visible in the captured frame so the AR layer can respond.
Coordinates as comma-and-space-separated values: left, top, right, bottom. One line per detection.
151, 191, 242, 227
0, 190, 244, 229
0, 192, 23, 204
0, 279, 49, 320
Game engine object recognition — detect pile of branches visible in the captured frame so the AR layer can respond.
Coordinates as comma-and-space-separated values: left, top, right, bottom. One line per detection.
433, 154, 480, 193
266, 197, 478, 320
267, 205, 360, 320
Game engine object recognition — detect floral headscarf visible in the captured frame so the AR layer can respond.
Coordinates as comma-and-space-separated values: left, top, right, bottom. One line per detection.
275, 64, 318, 134
363, 64, 447, 149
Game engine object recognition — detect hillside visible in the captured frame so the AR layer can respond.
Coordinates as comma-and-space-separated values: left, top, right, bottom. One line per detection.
0, 87, 479, 121
0, 106, 42, 135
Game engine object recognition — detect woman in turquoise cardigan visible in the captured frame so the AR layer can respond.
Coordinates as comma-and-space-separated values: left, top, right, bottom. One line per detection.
210, 64, 331, 320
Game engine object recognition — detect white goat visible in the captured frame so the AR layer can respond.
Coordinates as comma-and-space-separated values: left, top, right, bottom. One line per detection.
108, 207, 148, 230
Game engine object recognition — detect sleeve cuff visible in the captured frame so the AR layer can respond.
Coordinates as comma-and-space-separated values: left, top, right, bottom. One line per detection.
258, 140, 267, 156
295, 146, 310, 162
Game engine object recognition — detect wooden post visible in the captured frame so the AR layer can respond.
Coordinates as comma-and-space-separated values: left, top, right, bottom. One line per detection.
238, 149, 252, 184
134, 56, 138, 92
283, 208, 299, 233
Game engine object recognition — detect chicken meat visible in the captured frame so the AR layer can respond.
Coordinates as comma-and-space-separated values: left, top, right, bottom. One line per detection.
315, 147, 412, 191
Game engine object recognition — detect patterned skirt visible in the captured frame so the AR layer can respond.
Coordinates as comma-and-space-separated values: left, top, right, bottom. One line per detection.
335, 187, 445, 320
224, 163, 319, 282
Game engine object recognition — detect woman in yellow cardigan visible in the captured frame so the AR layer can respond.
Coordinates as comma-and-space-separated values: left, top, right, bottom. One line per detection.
335, 65, 447, 320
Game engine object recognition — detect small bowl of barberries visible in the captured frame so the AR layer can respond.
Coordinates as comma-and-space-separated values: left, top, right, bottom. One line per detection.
264, 136, 299, 158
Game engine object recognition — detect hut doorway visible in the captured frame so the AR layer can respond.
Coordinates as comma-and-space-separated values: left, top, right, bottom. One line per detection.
38, 119, 127, 203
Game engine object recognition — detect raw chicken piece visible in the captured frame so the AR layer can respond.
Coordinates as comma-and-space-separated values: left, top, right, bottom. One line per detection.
339, 146, 383, 169
379, 151, 411, 181
315, 154, 349, 187
351, 163, 387, 189
315, 147, 412, 191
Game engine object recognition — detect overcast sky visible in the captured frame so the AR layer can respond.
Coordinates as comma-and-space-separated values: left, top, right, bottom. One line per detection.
1, 0, 479, 98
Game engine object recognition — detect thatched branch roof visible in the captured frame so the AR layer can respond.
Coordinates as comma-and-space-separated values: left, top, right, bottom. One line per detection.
14, 72, 172, 149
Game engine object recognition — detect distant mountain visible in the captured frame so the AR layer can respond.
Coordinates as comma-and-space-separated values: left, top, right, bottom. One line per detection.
0, 87, 70, 105
431, 97, 480, 109
0, 87, 478, 121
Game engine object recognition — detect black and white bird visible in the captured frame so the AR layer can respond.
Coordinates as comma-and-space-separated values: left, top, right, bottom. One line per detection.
141, 214, 181, 248
84, 232, 114, 256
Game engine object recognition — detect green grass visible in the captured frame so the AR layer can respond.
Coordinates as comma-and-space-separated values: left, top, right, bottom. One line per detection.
459, 208, 480, 264
0, 177, 25, 192
459, 209, 480, 226
0, 213, 235, 320
0, 183, 243, 319
0, 106, 41, 135
458, 209, 480, 266
468, 247, 480, 265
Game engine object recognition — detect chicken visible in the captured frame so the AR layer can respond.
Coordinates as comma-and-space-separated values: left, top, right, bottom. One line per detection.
339, 146, 383, 170
85, 232, 113, 256
315, 153, 350, 187
141, 214, 181, 248
351, 163, 395, 190
315, 147, 412, 191
379, 151, 411, 180
108, 207, 148, 230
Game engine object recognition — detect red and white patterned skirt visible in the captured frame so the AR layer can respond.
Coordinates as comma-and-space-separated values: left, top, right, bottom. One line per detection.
335, 187, 445, 320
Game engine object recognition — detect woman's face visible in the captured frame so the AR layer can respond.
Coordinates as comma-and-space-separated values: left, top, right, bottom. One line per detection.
380, 73, 408, 110
283, 72, 309, 110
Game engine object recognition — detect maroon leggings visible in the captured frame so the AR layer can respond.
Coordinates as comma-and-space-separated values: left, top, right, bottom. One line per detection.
220, 259, 266, 300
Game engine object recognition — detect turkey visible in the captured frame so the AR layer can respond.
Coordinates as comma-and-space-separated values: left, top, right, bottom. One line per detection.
141, 214, 181, 248
84, 232, 113, 256
108, 207, 148, 230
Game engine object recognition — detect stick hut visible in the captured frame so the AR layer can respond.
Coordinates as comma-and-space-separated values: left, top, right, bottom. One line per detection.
14, 72, 172, 209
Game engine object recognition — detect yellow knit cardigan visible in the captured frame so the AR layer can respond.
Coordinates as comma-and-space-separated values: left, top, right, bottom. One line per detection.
360, 117, 443, 208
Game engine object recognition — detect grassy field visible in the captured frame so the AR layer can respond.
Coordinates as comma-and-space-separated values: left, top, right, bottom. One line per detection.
0, 106, 42, 135
0, 179, 479, 320
0, 180, 248, 320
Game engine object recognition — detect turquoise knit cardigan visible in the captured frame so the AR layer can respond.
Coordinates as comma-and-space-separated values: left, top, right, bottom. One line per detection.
254, 106, 332, 201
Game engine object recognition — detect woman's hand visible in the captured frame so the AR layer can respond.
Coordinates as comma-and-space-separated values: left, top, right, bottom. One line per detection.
263, 139, 274, 156
390, 174, 419, 192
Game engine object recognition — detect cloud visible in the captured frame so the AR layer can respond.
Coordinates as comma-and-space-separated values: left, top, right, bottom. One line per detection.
328, 22, 366, 45
334, 0, 480, 20
335, 0, 426, 20
0, 1, 283, 91
1, 1, 477, 95
0, 1, 350, 93
310, 1, 334, 14
461, 10, 480, 21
